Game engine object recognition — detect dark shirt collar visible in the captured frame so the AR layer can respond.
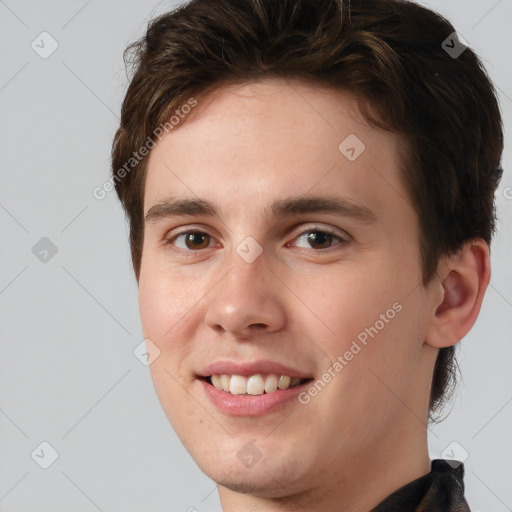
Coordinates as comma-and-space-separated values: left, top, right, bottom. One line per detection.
372, 459, 471, 511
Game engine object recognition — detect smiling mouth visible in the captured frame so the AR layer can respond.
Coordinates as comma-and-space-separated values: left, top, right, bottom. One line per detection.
200, 374, 314, 396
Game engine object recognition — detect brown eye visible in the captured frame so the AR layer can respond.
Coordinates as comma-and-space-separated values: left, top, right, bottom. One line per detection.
165, 231, 215, 251
292, 229, 347, 251
305, 231, 334, 250
184, 232, 211, 250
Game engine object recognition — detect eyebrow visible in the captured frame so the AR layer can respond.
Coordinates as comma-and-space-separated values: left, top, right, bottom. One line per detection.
144, 195, 377, 225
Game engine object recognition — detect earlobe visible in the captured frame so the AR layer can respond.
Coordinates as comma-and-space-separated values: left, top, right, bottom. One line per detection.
425, 239, 491, 349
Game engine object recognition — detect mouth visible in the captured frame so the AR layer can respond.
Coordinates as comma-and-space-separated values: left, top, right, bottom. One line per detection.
198, 374, 315, 416
199, 373, 314, 396
196, 360, 315, 415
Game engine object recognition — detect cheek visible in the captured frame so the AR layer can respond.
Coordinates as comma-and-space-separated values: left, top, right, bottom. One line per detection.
309, 266, 399, 352
138, 278, 169, 340
138, 263, 205, 388
138, 259, 197, 341
312, 253, 423, 384
138, 269, 199, 425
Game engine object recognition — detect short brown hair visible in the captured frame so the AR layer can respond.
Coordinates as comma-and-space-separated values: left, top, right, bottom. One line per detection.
111, 0, 503, 422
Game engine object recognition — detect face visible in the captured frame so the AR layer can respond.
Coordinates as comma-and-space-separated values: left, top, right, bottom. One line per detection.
138, 79, 439, 498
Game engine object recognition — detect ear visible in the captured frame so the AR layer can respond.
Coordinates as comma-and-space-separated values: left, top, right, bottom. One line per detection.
425, 238, 491, 348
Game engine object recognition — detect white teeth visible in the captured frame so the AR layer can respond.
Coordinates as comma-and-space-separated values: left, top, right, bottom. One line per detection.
278, 375, 291, 390
247, 374, 265, 395
230, 375, 247, 395
209, 373, 306, 395
264, 374, 278, 393
211, 375, 222, 389
220, 374, 230, 392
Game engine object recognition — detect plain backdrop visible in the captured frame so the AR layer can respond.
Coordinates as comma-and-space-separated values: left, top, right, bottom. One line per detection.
0, 0, 511, 511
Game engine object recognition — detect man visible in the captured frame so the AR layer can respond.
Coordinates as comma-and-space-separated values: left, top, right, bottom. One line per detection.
111, 0, 503, 510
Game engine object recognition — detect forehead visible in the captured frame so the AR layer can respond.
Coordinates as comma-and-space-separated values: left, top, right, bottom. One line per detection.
170, 78, 370, 147
143, 78, 410, 223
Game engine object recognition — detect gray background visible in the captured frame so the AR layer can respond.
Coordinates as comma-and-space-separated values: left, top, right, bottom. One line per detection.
0, 0, 511, 510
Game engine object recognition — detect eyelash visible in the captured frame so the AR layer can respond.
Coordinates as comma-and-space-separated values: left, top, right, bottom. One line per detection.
162, 225, 350, 255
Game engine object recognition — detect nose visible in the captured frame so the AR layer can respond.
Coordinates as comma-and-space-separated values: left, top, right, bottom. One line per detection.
204, 248, 287, 339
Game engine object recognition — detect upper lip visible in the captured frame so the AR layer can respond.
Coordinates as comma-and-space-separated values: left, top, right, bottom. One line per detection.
197, 360, 313, 379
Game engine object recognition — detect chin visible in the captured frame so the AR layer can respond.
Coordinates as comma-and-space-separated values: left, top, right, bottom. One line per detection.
210, 471, 296, 498
194, 453, 308, 499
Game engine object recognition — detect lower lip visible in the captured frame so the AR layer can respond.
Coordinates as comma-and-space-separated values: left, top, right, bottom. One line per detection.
198, 379, 311, 416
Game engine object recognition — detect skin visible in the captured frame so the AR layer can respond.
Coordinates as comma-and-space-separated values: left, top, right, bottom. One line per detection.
138, 78, 490, 512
